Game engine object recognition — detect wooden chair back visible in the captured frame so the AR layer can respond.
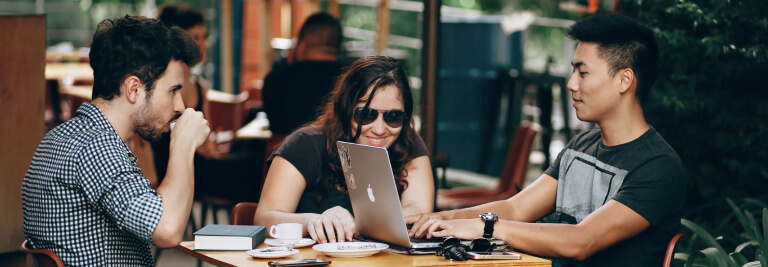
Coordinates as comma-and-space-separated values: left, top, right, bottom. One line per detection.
435, 121, 540, 210
231, 202, 259, 226
20, 240, 65, 267
207, 90, 249, 131
207, 90, 249, 143
242, 79, 264, 120
495, 121, 540, 198
663, 234, 684, 267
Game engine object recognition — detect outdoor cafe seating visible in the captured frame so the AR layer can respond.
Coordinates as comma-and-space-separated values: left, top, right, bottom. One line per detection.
437, 121, 540, 210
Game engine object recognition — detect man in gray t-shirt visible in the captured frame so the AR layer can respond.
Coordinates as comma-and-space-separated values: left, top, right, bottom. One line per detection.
407, 14, 685, 267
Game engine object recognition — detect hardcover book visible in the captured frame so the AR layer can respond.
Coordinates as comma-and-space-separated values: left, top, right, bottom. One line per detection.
194, 224, 266, 251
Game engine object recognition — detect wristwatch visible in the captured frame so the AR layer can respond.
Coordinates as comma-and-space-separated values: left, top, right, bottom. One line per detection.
479, 212, 498, 239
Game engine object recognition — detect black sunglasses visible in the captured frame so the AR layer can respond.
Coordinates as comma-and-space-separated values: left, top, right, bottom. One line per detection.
436, 237, 493, 260
441, 237, 493, 252
352, 107, 406, 128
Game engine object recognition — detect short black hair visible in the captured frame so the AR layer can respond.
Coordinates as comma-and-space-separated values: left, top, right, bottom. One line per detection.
566, 14, 659, 105
297, 12, 342, 55
157, 4, 205, 30
89, 15, 202, 100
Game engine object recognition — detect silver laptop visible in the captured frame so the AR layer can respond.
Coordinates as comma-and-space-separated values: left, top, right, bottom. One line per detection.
336, 141, 504, 250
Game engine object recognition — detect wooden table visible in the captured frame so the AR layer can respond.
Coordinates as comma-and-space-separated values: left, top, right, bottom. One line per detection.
177, 241, 551, 267
47, 49, 89, 62
60, 85, 92, 101
45, 63, 93, 123
236, 117, 272, 140
45, 62, 93, 81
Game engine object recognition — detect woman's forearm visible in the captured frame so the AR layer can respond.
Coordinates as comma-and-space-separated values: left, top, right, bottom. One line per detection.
401, 203, 432, 217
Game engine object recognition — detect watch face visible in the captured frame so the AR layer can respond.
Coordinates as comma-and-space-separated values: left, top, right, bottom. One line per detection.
480, 212, 498, 222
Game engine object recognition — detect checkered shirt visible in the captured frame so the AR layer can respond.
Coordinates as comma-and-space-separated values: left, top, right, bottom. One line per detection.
23, 103, 163, 266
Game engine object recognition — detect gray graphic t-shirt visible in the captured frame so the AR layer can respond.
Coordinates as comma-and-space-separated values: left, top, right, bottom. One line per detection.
544, 126, 685, 267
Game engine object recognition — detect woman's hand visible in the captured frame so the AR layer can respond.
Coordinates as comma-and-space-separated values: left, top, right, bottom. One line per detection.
306, 206, 356, 243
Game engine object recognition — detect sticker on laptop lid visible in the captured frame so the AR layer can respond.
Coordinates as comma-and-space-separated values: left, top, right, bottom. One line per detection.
346, 173, 356, 189
339, 145, 352, 172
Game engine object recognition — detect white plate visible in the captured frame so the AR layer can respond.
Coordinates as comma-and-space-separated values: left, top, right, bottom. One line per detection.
245, 248, 300, 259
312, 242, 388, 258
265, 238, 317, 248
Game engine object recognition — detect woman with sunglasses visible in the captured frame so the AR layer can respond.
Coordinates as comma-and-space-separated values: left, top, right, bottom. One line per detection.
254, 56, 434, 243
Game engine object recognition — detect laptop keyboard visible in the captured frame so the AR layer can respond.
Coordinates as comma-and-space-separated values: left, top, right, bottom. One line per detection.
409, 236, 445, 243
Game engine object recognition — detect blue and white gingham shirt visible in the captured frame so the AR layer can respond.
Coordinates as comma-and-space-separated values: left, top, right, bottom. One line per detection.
23, 103, 163, 266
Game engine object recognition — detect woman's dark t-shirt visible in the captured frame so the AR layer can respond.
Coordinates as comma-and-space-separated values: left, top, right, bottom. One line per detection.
268, 126, 429, 214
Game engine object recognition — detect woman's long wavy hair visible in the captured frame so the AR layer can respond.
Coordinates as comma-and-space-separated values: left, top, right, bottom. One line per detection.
311, 56, 419, 196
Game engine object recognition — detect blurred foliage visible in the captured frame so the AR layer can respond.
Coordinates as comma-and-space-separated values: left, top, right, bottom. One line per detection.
524, 25, 566, 73
673, 199, 767, 267
442, 0, 503, 12
515, 0, 580, 19
441, 0, 579, 18
620, 0, 768, 231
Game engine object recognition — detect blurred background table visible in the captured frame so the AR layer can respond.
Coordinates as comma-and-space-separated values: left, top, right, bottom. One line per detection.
45, 62, 93, 81
236, 116, 272, 140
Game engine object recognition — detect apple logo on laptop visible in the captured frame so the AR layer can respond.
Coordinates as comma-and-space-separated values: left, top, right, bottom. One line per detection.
367, 184, 375, 202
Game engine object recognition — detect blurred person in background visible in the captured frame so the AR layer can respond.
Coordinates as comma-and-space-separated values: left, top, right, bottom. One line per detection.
154, 3, 261, 204
153, 3, 217, 179
262, 12, 344, 137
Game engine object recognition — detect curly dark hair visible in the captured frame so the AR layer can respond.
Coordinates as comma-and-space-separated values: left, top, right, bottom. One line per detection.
312, 56, 419, 196
89, 15, 201, 100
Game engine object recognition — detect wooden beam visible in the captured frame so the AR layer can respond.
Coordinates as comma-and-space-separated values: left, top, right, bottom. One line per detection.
256, 0, 270, 79
241, 0, 269, 90
376, 0, 390, 55
291, 0, 304, 37
328, 0, 339, 17
0, 15, 46, 254
221, 0, 234, 93
291, 0, 318, 37
309, 0, 320, 15
280, 0, 292, 38
420, 0, 440, 155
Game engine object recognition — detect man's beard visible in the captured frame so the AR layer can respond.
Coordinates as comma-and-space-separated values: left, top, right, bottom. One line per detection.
135, 120, 162, 142
132, 97, 174, 142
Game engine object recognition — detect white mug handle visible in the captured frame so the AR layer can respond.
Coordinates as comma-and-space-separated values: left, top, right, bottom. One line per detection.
270, 225, 279, 239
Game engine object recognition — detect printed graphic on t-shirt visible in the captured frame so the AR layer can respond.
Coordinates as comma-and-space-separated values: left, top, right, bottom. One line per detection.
555, 149, 628, 224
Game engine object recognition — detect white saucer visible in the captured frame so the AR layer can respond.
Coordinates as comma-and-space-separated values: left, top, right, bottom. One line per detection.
312, 242, 388, 258
245, 248, 300, 259
264, 238, 316, 248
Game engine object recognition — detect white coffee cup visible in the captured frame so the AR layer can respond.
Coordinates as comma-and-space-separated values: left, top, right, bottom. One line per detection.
269, 223, 302, 241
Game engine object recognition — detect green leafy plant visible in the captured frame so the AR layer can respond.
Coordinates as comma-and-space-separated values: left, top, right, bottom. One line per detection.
620, 0, 768, 234
676, 199, 767, 267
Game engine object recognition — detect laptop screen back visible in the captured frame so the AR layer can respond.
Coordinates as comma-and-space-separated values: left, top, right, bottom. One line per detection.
336, 141, 412, 248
